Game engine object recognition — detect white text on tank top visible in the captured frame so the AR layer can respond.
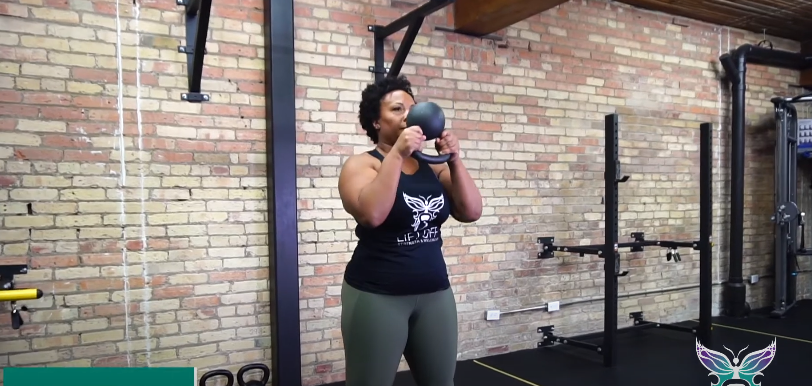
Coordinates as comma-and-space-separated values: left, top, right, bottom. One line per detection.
396, 191, 444, 247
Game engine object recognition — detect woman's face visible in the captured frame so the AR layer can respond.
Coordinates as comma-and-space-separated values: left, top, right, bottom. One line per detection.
376, 90, 415, 146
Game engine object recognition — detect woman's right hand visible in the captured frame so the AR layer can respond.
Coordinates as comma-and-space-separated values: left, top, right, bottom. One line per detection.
393, 126, 426, 158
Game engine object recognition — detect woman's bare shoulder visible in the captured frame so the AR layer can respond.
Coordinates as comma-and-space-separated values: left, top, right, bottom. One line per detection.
342, 151, 381, 173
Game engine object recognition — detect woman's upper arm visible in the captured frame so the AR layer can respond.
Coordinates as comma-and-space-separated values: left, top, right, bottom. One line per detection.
429, 164, 452, 191
338, 155, 378, 221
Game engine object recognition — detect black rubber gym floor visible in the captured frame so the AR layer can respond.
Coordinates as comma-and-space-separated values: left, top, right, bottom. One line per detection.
713, 299, 812, 342
325, 299, 812, 386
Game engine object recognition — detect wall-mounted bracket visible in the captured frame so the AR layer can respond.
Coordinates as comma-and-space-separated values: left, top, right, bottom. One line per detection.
0, 265, 42, 330
368, 0, 455, 82
177, 0, 212, 102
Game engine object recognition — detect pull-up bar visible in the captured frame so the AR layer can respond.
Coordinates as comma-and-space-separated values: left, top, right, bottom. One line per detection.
368, 0, 455, 81
368, 0, 504, 82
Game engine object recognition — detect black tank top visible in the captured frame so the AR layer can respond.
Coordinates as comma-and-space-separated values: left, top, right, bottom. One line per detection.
344, 149, 452, 295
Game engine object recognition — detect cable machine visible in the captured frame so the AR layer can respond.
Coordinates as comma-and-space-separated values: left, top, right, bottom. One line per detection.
771, 92, 812, 318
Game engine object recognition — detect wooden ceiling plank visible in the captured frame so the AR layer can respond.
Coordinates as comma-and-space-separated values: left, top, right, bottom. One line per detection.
713, 0, 786, 14
452, 0, 569, 36
623, 0, 767, 21
617, 0, 812, 42
622, 0, 748, 18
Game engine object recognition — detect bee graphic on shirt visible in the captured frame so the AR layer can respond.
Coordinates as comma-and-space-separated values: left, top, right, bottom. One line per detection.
402, 192, 445, 232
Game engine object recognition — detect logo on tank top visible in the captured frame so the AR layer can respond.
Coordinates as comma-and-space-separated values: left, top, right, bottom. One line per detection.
397, 192, 444, 246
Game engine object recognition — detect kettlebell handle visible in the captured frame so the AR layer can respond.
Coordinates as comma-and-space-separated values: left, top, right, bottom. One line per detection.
405, 101, 454, 165
412, 151, 451, 164
199, 369, 234, 386
237, 363, 270, 386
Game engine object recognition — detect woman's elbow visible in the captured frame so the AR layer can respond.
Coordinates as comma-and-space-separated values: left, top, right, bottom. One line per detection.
454, 206, 482, 223
343, 201, 383, 228
355, 210, 387, 228
468, 208, 483, 222
472, 206, 483, 221
467, 198, 484, 221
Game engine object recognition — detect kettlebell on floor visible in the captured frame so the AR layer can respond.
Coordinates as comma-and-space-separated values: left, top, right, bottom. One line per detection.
199, 369, 234, 386
198, 363, 270, 386
237, 363, 270, 386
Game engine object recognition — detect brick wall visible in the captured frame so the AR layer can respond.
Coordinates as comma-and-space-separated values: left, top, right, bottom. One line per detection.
0, 0, 810, 385
292, 0, 808, 384
0, 0, 271, 380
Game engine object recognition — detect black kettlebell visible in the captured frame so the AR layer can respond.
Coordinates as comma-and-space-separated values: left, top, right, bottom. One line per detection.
237, 363, 270, 386
199, 369, 234, 386
405, 101, 452, 164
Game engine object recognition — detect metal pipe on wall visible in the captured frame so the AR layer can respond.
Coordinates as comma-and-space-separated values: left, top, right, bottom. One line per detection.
495, 268, 812, 318
498, 282, 721, 316
719, 47, 748, 318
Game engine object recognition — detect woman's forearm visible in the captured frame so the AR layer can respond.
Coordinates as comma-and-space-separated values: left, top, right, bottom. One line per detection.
446, 159, 482, 222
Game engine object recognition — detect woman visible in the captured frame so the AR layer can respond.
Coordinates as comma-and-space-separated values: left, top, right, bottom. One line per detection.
337, 74, 483, 386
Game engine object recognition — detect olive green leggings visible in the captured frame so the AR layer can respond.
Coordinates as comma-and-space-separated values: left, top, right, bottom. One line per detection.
341, 281, 458, 386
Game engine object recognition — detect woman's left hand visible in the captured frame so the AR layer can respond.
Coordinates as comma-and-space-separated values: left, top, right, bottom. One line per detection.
434, 130, 460, 162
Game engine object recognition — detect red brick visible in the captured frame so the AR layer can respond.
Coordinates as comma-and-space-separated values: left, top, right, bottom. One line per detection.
22, 92, 72, 106
153, 286, 194, 299
0, 118, 15, 130
42, 135, 91, 148
63, 150, 109, 162
0, 91, 23, 103
216, 142, 252, 152
15, 148, 63, 160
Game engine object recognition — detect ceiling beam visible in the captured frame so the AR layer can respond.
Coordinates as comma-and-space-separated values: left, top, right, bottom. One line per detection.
453, 0, 568, 37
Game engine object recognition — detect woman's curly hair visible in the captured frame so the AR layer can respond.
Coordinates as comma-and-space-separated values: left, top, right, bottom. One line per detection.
358, 75, 414, 144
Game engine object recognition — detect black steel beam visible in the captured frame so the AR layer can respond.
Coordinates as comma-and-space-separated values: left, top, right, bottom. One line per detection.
619, 241, 658, 248
719, 46, 748, 318
581, 322, 658, 341
720, 54, 736, 80
537, 238, 697, 259
369, 0, 454, 81
387, 19, 423, 83
0, 265, 28, 278
264, 0, 301, 383
587, 240, 696, 250
550, 337, 601, 352
630, 311, 698, 335
635, 320, 696, 334
538, 326, 602, 353
732, 44, 812, 71
699, 122, 713, 344
657, 241, 697, 249
770, 98, 801, 318
604, 113, 620, 367
538, 239, 697, 260
539, 245, 603, 257
773, 93, 812, 104
179, 0, 211, 102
